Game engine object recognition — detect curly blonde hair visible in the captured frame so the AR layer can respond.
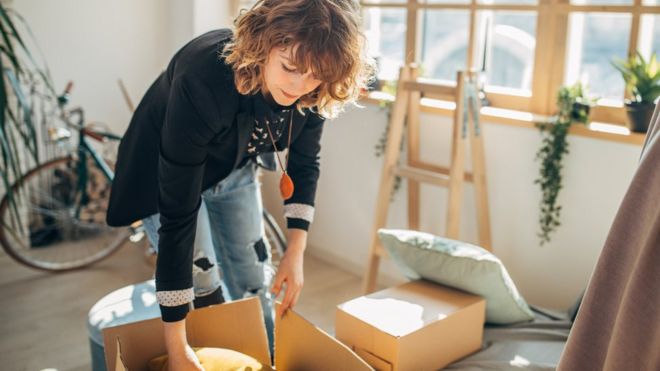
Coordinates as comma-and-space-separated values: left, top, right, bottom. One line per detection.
221, 0, 375, 119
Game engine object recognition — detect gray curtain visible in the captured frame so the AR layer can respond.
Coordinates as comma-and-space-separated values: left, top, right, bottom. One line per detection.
557, 103, 660, 370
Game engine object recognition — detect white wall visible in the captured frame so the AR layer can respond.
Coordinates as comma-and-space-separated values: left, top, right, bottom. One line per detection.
13, 0, 170, 135
262, 103, 643, 310
193, 0, 235, 38
167, 0, 235, 55
12, 0, 235, 135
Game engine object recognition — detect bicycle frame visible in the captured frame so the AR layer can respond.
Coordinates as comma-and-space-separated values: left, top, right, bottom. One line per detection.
72, 124, 121, 219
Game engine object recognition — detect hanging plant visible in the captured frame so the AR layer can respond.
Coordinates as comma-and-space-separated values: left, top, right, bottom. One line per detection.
534, 82, 597, 245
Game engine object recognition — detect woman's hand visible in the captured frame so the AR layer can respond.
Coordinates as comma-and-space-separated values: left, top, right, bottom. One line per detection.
271, 229, 307, 318
167, 344, 205, 371
163, 319, 204, 371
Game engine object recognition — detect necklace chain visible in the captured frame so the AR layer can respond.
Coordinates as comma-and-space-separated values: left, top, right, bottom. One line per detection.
263, 109, 293, 173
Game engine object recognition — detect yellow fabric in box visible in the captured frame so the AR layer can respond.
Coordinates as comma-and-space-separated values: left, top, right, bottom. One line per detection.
148, 347, 274, 371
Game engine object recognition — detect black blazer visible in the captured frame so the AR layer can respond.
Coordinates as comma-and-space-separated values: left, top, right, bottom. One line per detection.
106, 29, 324, 300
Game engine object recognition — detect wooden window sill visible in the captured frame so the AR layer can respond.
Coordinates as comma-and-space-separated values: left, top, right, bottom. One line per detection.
360, 92, 646, 146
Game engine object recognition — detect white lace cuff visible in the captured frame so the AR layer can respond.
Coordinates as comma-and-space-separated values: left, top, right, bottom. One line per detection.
284, 203, 315, 223
156, 288, 195, 307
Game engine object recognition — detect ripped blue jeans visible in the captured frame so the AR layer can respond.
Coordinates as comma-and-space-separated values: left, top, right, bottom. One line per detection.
142, 160, 275, 352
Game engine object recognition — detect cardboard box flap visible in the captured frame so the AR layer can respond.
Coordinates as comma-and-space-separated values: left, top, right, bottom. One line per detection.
337, 280, 484, 337
114, 338, 127, 371
103, 309, 169, 371
275, 302, 374, 371
103, 297, 271, 371
353, 347, 393, 371
186, 297, 271, 364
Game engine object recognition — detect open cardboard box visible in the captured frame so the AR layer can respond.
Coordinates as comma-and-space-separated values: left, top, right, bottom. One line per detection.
336, 280, 486, 371
103, 296, 373, 371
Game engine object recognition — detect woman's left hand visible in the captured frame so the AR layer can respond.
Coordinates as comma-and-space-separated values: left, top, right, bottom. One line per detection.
271, 229, 307, 318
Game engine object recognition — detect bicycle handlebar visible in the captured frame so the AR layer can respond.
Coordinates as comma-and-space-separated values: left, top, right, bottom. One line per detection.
56, 81, 118, 142
58, 81, 74, 107
65, 107, 84, 129
64, 81, 74, 95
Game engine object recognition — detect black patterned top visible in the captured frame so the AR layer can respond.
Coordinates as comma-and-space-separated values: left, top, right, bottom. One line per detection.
246, 91, 294, 156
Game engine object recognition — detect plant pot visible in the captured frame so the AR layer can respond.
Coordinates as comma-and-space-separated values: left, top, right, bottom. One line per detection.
571, 101, 591, 124
625, 101, 655, 133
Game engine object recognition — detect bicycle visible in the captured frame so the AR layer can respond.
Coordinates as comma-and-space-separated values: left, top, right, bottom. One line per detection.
0, 82, 287, 271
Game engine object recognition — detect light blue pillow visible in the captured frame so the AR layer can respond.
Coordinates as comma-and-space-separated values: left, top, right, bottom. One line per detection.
378, 229, 534, 325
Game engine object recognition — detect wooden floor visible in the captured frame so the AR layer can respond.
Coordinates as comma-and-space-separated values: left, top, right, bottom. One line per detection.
0, 238, 370, 371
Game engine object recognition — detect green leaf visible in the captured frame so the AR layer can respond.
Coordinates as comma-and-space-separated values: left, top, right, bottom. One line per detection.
5, 68, 38, 161
0, 10, 21, 75
5, 9, 56, 95
613, 52, 660, 103
0, 3, 59, 220
649, 53, 657, 77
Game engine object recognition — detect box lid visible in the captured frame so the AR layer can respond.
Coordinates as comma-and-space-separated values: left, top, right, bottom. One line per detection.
337, 280, 484, 337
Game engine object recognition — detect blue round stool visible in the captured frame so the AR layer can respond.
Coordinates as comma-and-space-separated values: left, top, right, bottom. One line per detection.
87, 279, 160, 371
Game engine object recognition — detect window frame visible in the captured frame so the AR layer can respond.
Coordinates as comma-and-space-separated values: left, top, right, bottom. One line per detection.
361, 0, 660, 124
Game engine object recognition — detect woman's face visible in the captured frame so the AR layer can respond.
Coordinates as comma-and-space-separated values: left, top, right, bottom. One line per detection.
262, 44, 322, 106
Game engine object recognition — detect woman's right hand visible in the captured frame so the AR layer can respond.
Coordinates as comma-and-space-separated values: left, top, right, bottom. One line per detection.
167, 344, 204, 371
163, 318, 204, 370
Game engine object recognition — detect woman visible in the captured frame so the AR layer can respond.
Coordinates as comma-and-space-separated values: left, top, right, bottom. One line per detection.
106, 0, 374, 369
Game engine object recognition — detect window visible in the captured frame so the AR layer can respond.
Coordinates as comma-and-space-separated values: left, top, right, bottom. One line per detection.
420, 9, 470, 83
364, 7, 408, 81
477, 10, 537, 92
361, 0, 660, 125
639, 14, 660, 59
565, 13, 631, 104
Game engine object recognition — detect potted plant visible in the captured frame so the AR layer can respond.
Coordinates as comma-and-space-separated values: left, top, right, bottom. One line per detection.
0, 4, 59, 218
611, 51, 660, 133
534, 82, 597, 245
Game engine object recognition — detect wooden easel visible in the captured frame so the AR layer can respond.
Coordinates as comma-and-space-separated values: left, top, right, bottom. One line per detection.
362, 64, 492, 293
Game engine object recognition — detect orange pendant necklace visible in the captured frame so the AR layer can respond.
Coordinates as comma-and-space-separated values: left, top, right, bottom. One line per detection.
264, 109, 294, 200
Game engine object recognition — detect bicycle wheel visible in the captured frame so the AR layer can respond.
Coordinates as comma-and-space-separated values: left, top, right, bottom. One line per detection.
0, 156, 129, 271
262, 209, 286, 268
